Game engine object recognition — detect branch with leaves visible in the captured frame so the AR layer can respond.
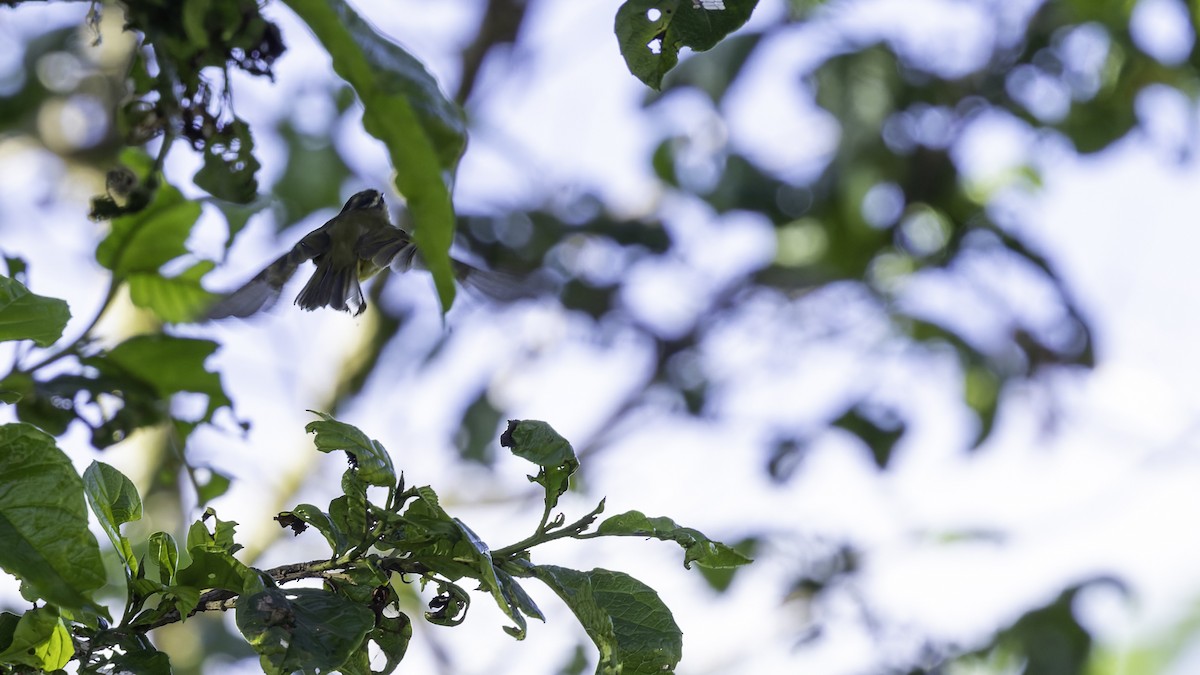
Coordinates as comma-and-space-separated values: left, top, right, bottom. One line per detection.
0, 406, 749, 674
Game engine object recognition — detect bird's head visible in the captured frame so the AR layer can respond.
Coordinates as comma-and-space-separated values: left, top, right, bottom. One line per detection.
340, 189, 387, 215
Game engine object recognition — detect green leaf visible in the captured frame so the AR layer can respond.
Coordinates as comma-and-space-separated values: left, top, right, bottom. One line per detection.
82, 461, 143, 576
186, 508, 243, 555
305, 412, 396, 487
0, 607, 73, 671
282, 0, 466, 312
329, 473, 369, 551
193, 117, 261, 204
532, 565, 682, 674
500, 419, 579, 512
0, 275, 70, 347
105, 647, 172, 675
236, 576, 374, 675
596, 511, 753, 570
0, 424, 107, 617
128, 260, 219, 323
0, 390, 20, 404
280, 503, 349, 556
453, 517, 541, 639
501, 419, 577, 466
272, 119, 353, 231
195, 467, 232, 506
615, 0, 759, 90
95, 181, 202, 277
366, 613, 412, 674
149, 531, 179, 585
175, 548, 251, 595
90, 334, 231, 421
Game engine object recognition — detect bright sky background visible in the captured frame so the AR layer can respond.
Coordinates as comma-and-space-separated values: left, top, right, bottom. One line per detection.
3, 0, 1200, 674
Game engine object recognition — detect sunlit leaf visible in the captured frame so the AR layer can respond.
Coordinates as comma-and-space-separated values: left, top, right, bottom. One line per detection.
95, 182, 201, 277
128, 260, 219, 323
0, 607, 73, 671
0, 424, 107, 617
82, 461, 143, 576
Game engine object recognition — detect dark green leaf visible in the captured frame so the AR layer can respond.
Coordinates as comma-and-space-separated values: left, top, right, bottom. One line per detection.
82, 461, 143, 576
832, 406, 906, 469
501, 420, 579, 513
368, 613, 412, 673
105, 647, 172, 675
615, 0, 759, 90
90, 334, 231, 421
532, 565, 682, 674
597, 511, 752, 569
193, 117, 261, 203
128, 260, 219, 324
0, 390, 20, 404
0, 275, 70, 347
0, 607, 72, 671
282, 0, 466, 312
655, 30, 762, 103
453, 517, 539, 638
236, 576, 374, 675
280, 503, 349, 556
95, 182, 201, 277
0, 424, 107, 617
305, 412, 397, 487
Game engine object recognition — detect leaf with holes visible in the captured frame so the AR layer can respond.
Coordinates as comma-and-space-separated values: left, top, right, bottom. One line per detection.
615, 0, 758, 89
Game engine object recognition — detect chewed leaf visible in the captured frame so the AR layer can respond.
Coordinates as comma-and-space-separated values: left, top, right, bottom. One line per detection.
615, 0, 758, 89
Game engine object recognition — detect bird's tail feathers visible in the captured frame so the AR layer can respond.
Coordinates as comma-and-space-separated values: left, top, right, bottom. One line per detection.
295, 259, 365, 315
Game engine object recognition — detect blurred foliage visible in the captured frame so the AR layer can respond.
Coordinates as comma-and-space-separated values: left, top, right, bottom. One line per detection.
0, 0, 1195, 672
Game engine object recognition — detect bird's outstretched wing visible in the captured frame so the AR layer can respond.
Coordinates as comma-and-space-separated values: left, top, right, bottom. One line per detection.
206, 225, 332, 319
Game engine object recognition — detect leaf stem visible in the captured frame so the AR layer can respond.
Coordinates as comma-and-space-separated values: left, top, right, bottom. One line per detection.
493, 499, 605, 560
17, 280, 119, 374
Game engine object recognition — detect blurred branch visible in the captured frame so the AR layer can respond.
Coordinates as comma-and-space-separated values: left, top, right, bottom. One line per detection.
456, 0, 528, 105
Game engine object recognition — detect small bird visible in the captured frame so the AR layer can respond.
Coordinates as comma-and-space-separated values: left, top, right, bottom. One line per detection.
207, 189, 531, 319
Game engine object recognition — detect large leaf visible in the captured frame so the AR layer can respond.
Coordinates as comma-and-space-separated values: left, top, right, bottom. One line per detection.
0, 424, 107, 617
532, 565, 682, 674
236, 576, 374, 675
0, 607, 73, 671
615, 0, 759, 90
283, 0, 466, 312
95, 182, 202, 277
305, 412, 397, 487
0, 275, 70, 347
83, 461, 143, 576
128, 260, 219, 323
89, 334, 231, 420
